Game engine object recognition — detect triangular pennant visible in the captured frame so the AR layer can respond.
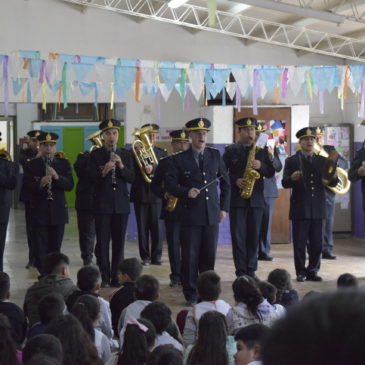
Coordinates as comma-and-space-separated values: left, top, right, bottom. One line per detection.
79, 81, 96, 96
72, 63, 94, 81
226, 82, 236, 100
29, 59, 42, 79
187, 68, 205, 101
231, 68, 250, 97
159, 68, 182, 91
141, 67, 158, 93
311, 66, 340, 93
159, 83, 174, 102
205, 69, 231, 98
288, 67, 306, 96
114, 66, 136, 100
260, 68, 283, 93
94, 64, 114, 83
12, 78, 27, 96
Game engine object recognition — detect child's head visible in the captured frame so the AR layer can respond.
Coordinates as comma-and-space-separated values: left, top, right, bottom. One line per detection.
337, 273, 358, 289
0, 314, 19, 365
197, 270, 221, 301
147, 344, 183, 365
42, 253, 70, 277
134, 275, 159, 301
198, 311, 227, 344
118, 258, 143, 283
267, 269, 292, 291
77, 265, 101, 292
234, 324, 269, 365
258, 281, 277, 305
22, 334, 63, 364
38, 293, 65, 325
140, 302, 172, 335
0, 272, 10, 301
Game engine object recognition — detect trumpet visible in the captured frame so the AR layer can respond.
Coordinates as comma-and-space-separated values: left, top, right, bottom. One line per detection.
45, 154, 54, 201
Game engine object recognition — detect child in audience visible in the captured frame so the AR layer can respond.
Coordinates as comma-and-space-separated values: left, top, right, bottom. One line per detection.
147, 344, 183, 365
22, 334, 63, 364
0, 271, 27, 345
71, 294, 112, 363
118, 275, 159, 337
141, 301, 183, 352
29, 293, 65, 339
25, 355, 61, 365
106, 318, 156, 365
66, 265, 113, 340
258, 281, 285, 317
183, 270, 231, 345
47, 314, 103, 365
0, 313, 22, 365
267, 269, 299, 307
185, 311, 235, 365
233, 324, 269, 365
337, 273, 359, 289
109, 258, 143, 337
226, 275, 279, 334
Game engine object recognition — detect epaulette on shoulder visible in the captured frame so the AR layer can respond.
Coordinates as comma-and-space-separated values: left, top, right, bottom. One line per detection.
55, 152, 67, 160
206, 146, 220, 152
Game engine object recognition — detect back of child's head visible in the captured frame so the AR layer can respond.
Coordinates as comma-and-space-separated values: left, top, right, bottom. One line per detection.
134, 275, 159, 301
42, 253, 70, 276
0, 272, 10, 301
197, 270, 221, 301
119, 258, 143, 281
22, 334, 63, 364
198, 310, 227, 344
337, 273, 358, 289
24, 355, 61, 365
77, 265, 101, 292
71, 294, 100, 341
267, 269, 292, 291
234, 323, 269, 350
258, 281, 277, 305
0, 313, 19, 365
118, 318, 156, 365
140, 301, 172, 335
147, 344, 183, 365
38, 293, 65, 325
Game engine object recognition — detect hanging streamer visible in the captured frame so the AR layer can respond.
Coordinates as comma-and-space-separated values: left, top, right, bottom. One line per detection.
157, 89, 161, 123
306, 69, 313, 101
179, 69, 187, 110
281, 68, 288, 99
110, 82, 115, 110
186, 84, 191, 113
3, 56, 9, 116
235, 84, 241, 112
62, 62, 70, 108
252, 69, 260, 115
319, 91, 324, 114
360, 79, 365, 118
135, 61, 141, 102
27, 80, 32, 103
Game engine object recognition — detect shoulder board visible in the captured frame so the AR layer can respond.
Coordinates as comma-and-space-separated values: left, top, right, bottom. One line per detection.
206, 146, 219, 151
55, 152, 67, 160
159, 155, 170, 161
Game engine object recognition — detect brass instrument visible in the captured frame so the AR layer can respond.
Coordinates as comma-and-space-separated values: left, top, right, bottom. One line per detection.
45, 154, 54, 201
241, 143, 261, 199
0, 149, 12, 161
131, 126, 159, 183
86, 130, 103, 151
166, 194, 178, 212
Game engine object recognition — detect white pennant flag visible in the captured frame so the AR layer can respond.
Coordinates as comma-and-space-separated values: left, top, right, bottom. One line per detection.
94, 64, 114, 83
187, 68, 205, 101
29, 79, 42, 98
231, 68, 250, 97
288, 67, 306, 96
141, 67, 158, 94
226, 82, 236, 101
158, 83, 174, 102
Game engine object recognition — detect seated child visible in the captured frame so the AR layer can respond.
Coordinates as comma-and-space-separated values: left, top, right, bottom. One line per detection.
258, 281, 285, 317
337, 273, 359, 290
267, 269, 298, 307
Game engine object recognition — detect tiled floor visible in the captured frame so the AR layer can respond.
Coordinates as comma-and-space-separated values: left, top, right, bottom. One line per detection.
4, 208, 365, 316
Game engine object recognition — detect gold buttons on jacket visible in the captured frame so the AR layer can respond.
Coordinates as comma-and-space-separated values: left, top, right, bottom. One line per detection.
206, 197, 209, 200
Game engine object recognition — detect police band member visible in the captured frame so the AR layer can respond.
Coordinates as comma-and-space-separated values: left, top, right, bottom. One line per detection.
282, 127, 338, 282
223, 118, 275, 278
151, 129, 190, 287
0, 150, 18, 271
19, 130, 41, 268
166, 118, 230, 306
89, 120, 135, 288
316, 126, 347, 260
23, 132, 74, 271
130, 124, 167, 266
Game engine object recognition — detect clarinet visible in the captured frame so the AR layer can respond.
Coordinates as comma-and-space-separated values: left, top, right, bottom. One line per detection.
45, 154, 54, 201
110, 149, 117, 190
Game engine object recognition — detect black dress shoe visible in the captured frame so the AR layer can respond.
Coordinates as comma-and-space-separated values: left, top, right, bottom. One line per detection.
322, 252, 337, 260
296, 274, 307, 282
141, 259, 151, 266
151, 260, 162, 266
306, 275, 323, 282
258, 254, 274, 261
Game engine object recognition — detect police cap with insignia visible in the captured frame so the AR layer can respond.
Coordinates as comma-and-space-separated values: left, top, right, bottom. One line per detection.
296, 127, 316, 140
99, 119, 121, 132
27, 130, 41, 140
235, 117, 258, 128
185, 118, 211, 131
315, 126, 325, 135
141, 123, 160, 133
169, 129, 189, 142
37, 132, 59, 144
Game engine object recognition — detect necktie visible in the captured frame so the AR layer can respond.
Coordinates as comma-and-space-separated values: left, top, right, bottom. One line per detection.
199, 153, 204, 171
307, 155, 312, 164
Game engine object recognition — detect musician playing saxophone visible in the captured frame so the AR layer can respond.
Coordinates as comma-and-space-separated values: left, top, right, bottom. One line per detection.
23, 132, 74, 272
89, 120, 135, 288
223, 118, 275, 279
151, 129, 190, 287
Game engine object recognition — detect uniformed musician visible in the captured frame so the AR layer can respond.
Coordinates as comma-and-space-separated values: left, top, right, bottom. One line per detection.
166, 118, 230, 306
282, 127, 338, 282
150, 129, 190, 287
23, 132, 74, 272
0, 150, 18, 272
223, 118, 275, 279
130, 123, 167, 266
19, 130, 41, 268
89, 119, 135, 288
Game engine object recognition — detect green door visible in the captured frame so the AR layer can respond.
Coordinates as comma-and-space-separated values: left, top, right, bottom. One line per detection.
63, 127, 84, 208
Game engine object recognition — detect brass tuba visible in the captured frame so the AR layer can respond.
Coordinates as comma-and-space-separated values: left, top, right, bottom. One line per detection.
240, 143, 261, 199
0, 149, 12, 161
131, 126, 159, 183
86, 130, 103, 151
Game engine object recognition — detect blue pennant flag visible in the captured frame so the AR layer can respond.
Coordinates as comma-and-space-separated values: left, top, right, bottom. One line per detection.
205, 69, 231, 98
350, 65, 365, 92
19, 50, 40, 59
120, 58, 138, 67
30, 59, 42, 79
159, 68, 182, 91
73, 63, 94, 81
114, 66, 136, 100
260, 68, 283, 92
48, 81, 61, 95
12, 78, 26, 96
59, 54, 76, 65
79, 56, 105, 65
311, 66, 340, 93
0, 55, 4, 65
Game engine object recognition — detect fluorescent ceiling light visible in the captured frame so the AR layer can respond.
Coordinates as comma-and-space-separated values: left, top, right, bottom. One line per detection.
229, 3, 251, 14
228, 0, 346, 24
168, 0, 189, 8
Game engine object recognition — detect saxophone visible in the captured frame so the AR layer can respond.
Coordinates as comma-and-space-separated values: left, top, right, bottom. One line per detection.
240, 143, 261, 199
166, 194, 178, 212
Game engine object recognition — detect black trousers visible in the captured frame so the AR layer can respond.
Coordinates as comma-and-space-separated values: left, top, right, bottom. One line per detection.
165, 219, 182, 283
259, 197, 276, 257
0, 209, 10, 271
134, 202, 163, 262
292, 219, 322, 277
76, 209, 96, 263
230, 207, 263, 277
95, 213, 129, 283
33, 224, 65, 271
181, 224, 219, 301
24, 201, 36, 265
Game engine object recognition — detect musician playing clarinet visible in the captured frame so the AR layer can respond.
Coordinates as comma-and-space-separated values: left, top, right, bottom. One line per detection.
166, 118, 230, 306
24, 132, 73, 272
89, 120, 135, 288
